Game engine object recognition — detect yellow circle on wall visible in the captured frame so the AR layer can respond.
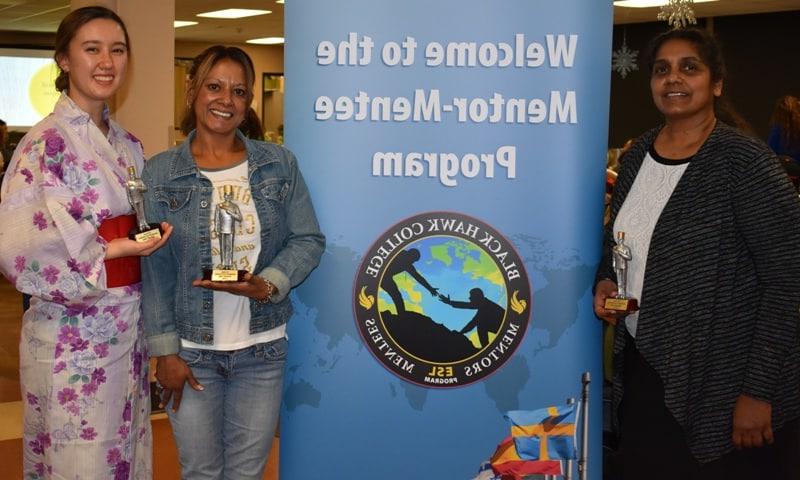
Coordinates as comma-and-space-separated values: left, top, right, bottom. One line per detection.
29, 63, 61, 117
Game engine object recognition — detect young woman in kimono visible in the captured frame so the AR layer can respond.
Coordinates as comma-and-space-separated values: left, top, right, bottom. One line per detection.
0, 6, 171, 479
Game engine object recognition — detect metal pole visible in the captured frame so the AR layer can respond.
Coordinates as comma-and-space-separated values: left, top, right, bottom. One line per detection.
579, 372, 591, 480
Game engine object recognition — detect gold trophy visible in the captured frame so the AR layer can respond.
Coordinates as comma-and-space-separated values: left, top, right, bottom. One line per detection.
125, 166, 163, 242
202, 185, 247, 282
604, 231, 639, 313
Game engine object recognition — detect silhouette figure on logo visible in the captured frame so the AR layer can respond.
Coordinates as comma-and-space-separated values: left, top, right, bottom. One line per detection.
439, 288, 504, 347
381, 248, 438, 316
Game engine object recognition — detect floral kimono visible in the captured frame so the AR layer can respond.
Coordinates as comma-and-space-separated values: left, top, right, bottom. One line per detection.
0, 94, 152, 479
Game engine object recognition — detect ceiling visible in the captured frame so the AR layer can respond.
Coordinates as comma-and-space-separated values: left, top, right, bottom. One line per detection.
613, 0, 800, 24
173, 0, 284, 44
0, 0, 285, 44
0, 0, 797, 43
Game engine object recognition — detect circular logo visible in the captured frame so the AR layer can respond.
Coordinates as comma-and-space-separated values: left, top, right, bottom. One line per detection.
354, 211, 531, 388
29, 63, 60, 118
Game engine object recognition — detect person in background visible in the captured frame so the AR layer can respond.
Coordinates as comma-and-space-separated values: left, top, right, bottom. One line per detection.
0, 119, 10, 174
768, 95, 800, 164
141, 45, 324, 479
240, 107, 265, 140
0, 6, 171, 478
594, 28, 800, 480
607, 137, 634, 174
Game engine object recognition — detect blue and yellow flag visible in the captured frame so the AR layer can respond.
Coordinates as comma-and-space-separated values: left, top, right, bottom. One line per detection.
505, 404, 577, 461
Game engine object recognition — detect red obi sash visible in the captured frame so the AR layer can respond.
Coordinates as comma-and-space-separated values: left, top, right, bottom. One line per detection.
97, 214, 141, 288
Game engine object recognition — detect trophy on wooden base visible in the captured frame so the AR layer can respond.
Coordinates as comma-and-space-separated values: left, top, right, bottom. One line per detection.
604, 231, 639, 313
126, 166, 163, 242
203, 185, 247, 282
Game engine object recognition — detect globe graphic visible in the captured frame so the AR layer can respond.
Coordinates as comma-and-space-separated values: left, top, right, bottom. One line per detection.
377, 235, 507, 353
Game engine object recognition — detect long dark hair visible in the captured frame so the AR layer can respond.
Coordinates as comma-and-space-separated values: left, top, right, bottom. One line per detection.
180, 46, 256, 135
53, 6, 131, 93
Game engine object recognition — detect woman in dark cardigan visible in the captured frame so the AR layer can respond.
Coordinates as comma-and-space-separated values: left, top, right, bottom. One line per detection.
594, 28, 800, 480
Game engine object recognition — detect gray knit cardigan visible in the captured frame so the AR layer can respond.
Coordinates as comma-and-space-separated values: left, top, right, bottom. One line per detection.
596, 121, 800, 463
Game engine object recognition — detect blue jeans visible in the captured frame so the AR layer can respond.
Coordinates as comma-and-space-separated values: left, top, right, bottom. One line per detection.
166, 339, 287, 480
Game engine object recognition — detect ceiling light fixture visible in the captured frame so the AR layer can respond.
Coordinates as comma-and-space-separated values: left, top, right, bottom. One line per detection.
614, 0, 717, 7
196, 9, 271, 19
247, 37, 285, 45
174, 20, 198, 28
276, 0, 285, 4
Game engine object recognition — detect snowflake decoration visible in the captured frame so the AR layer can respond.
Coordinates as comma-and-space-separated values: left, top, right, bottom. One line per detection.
612, 40, 639, 79
658, 0, 697, 29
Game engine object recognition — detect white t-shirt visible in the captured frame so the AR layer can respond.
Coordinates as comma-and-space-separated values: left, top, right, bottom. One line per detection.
182, 160, 286, 351
614, 148, 690, 338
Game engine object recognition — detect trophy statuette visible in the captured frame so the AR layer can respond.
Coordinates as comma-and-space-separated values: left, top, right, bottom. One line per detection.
604, 231, 639, 313
126, 166, 163, 242
202, 185, 247, 282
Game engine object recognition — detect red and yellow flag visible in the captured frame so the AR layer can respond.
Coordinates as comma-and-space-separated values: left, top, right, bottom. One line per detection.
490, 435, 563, 479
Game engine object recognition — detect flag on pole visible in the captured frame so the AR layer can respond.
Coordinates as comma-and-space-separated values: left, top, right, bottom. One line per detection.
472, 460, 502, 480
490, 435, 563, 479
505, 404, 577, 461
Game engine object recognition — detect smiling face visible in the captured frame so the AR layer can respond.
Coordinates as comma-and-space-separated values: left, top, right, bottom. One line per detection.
58, 18, 128, 113
192, 58, 250, 138
650, 38, 722, 124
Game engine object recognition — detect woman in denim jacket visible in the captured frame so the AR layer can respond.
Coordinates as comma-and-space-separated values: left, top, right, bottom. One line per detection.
140, 46, 324, 479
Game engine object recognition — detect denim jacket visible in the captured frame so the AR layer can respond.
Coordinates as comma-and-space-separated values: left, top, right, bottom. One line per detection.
140, 130, 325, 356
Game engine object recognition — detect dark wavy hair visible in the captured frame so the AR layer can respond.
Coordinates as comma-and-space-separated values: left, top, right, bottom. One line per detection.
240, 107, 265, 140
53, 6, 130, 93
180, 46, 256, 135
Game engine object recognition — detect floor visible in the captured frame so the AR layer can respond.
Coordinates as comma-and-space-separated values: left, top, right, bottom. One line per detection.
0, 275, 279, 479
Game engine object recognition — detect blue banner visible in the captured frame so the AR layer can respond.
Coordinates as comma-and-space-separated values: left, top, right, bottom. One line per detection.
283, 1, 612, 478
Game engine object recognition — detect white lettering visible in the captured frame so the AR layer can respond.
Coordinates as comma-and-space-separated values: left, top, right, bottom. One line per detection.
315, 90, 576, 125
546, 34, 578, 67
372, 146, 516, 187
549, 90, 577, 124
